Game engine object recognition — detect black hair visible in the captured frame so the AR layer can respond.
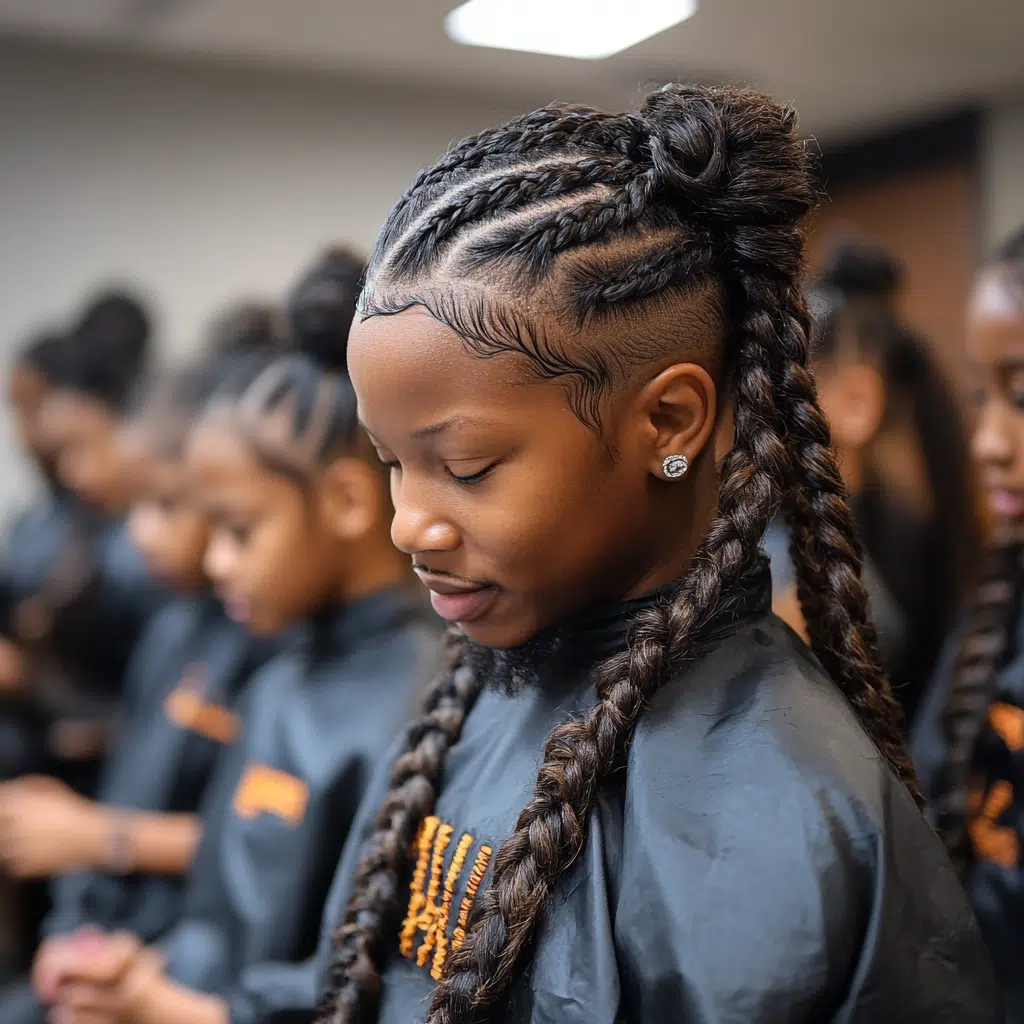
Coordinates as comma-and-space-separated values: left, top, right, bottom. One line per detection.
17, 332, 77, 385
931, 225, 1024, 871
203, 300, 287, 357
201, 248, 367, 484
811, 244, 979, 713
318, 85, 918, 1024
45, 290, 154, 411
287, 246, 365, 366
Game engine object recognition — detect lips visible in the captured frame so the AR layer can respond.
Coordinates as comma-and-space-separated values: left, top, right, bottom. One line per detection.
987, 489, 1024, 521
219, 593, 252, 625
415, 570, 500, 624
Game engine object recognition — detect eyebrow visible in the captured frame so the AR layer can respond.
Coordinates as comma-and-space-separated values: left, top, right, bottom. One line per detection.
360, 416, 493, 442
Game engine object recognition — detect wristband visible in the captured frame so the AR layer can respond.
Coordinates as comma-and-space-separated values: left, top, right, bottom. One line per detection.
104, 811, 135, 875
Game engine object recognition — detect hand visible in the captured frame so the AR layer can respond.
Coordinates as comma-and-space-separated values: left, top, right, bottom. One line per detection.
49, 930, 156, 1024
0, 776, 106, 877
33, 932, 84, 1005
53, 930, 227, 1024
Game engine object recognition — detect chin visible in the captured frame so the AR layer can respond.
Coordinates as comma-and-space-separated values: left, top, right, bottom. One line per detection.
458, 611, 543, 650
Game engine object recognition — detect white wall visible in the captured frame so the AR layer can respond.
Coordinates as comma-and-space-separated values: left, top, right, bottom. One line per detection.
983, 91, 1024, 249
0, 41, 534, 513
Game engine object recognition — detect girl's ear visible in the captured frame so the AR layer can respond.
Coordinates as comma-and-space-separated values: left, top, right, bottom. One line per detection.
636, 362, 718, 479
319, 457, 385, 542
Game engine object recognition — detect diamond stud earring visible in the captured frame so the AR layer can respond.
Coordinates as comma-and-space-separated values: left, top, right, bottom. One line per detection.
662, 454, 689, 479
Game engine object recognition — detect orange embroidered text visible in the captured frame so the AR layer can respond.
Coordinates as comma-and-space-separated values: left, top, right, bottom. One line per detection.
165, 687, 240, 745
988, 702, 1024, 753
969, 779, 1019, 869
232, 763, 309, 825
399, 817, 492, 977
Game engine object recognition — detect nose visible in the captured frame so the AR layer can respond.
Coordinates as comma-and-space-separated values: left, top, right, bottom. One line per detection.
389, 475, 460, 556
972, 397, 1016, 471
203, 530, 236, 587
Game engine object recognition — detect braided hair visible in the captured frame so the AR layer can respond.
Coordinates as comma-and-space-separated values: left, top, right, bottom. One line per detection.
201, 248, 367, 482
319, 85, 918, 1024
930, 226, 1024, 871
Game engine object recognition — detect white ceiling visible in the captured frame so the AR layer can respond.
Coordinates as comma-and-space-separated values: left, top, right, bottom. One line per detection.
1, 0, 1024, 140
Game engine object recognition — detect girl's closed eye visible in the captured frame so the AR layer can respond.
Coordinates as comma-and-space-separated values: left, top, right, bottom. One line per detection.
445, 460, 498, 485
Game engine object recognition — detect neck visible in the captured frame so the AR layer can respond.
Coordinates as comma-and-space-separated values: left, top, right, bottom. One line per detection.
623, 456, 720, 599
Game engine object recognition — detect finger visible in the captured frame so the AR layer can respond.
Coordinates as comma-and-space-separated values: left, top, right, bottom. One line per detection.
53, 980, 117, 1016
61, 932, 141, 985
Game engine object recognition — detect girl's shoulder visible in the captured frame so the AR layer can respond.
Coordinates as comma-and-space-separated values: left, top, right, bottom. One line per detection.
631, 610, 896, 833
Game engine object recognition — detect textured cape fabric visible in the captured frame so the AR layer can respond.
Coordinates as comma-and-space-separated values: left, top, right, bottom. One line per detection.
291, 569, 999, 1024
153, 588, 442, 1024
913, 605, 1024, 1024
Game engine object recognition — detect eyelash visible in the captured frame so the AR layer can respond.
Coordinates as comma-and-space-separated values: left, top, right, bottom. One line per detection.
381, 459, 495, 486
445, 463, 496, 485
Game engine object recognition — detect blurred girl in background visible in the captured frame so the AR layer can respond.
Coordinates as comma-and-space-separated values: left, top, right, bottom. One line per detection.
0, 349, 277, 1024
44, 249, 441, 1024
913, 226, 1024, 1023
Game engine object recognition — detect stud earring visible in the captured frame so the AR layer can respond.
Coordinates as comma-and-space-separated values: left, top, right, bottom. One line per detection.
662, 454, 689, 479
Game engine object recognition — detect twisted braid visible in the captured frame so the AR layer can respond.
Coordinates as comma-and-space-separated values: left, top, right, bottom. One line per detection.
320, 633, 481, 1023
727, 269, 921, 802
380, 107, 641, 254
389, 156, 640, 278
932, 533, 1021, 869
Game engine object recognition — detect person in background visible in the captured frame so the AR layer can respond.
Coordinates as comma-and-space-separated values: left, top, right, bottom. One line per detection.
0, 333, 84, 774
913, 226, 1024, 1023
28, 292, 168, 745
0, 350, 278, 1024
768, 242, 977, 729
45, 249, 441, 1024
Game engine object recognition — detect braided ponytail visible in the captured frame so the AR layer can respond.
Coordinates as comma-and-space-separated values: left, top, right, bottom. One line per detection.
319, 84, 915, 1024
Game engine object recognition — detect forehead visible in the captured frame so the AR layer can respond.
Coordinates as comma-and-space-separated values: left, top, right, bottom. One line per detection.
967, 269, 1024, 362
347, 308, 560, 439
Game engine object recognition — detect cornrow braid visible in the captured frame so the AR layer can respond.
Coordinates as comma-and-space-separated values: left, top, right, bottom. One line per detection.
318, 83, 915, 1024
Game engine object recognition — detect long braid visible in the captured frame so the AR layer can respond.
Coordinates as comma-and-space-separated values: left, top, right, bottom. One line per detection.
732, 270, 922, 801
320, 632, 480, 1023
319, 85, 916, 1024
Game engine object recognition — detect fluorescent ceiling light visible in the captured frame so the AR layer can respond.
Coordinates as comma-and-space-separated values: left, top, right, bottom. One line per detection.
445, 0, 698, 61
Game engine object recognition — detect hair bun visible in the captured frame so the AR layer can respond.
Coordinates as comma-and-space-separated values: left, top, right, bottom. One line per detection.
72, 289, 152, 376
637, 85, 814, 229
204, 300, 286, 358
286, 246, 365, 374
819, 239, 903, 299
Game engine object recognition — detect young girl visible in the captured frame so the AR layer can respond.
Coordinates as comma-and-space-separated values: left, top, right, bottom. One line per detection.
767, 266, 976, 728
214, 85, 993, 1024
0, 357, 275, 1024
913, 227, 1024, 1022
47, 249, 441, 1024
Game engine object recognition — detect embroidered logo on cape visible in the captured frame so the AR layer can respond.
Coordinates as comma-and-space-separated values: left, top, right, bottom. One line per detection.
232, 762, 309, 825
399, 815, 493, 980
968, 701, 1024, 869
164, 664, 240, 745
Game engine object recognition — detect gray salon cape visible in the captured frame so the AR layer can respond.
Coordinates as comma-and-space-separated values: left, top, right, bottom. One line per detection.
155, 587, 440, 1024
261, 563, 999, 1023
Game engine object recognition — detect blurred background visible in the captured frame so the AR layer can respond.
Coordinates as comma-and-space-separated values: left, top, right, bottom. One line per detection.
1, 0, 1023, 512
